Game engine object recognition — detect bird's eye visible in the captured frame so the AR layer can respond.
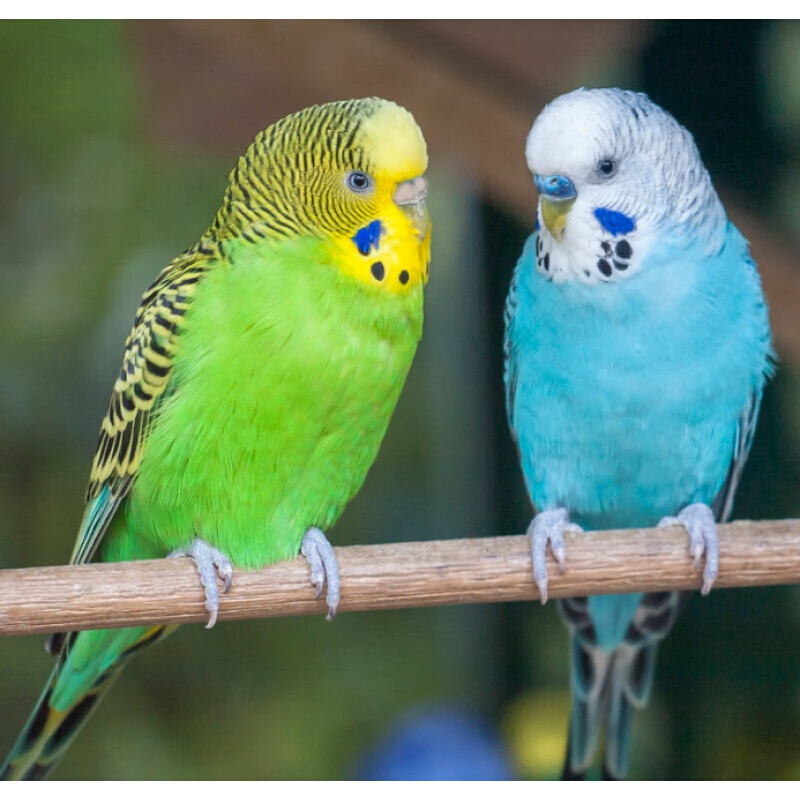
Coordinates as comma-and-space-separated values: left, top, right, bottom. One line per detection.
597, 159, 617, 178
346, 171, 373, 193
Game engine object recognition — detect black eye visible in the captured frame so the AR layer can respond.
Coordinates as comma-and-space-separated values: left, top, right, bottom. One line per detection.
346, 171, 373, 193
597, 159, 617, 178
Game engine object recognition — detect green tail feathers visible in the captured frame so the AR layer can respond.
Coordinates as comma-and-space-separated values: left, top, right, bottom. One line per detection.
0, 662, 120, 780
1, 625, 170, 780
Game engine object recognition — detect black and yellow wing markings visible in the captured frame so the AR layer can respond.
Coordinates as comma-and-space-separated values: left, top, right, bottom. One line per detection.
69, 243, 221, 568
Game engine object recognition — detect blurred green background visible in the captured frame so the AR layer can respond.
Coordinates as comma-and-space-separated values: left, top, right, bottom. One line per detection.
1, 20, 799, 780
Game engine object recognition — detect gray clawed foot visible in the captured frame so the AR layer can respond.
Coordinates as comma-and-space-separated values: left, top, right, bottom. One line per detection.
527, 508, 580, 604
301, 527, 340, 621
658, 502, 719, 595
168, 537, 233, 629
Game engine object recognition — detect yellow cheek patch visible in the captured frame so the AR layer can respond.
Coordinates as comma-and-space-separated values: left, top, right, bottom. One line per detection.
331, 212, 430, 296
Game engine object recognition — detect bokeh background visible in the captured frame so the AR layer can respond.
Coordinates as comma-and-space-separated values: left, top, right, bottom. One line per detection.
1, 20, 799, 780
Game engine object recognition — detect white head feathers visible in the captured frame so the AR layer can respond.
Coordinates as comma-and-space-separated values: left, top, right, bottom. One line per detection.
525, 88, 727, 285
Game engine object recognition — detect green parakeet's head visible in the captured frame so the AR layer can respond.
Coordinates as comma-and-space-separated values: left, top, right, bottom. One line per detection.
207, 97, 430, 295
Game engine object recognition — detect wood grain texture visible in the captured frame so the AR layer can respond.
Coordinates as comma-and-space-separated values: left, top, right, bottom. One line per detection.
1, 520, 798, 636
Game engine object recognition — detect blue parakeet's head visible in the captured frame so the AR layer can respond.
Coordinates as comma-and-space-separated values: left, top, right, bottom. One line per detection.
525, 87, 727, 284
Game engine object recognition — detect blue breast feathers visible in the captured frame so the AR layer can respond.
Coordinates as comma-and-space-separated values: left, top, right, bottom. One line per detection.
505, 223, 772, 530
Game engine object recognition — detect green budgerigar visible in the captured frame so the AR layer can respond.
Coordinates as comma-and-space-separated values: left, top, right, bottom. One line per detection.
2, 97, 431, 780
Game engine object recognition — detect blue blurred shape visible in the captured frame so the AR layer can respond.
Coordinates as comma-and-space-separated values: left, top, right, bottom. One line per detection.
356, 708, 514, 781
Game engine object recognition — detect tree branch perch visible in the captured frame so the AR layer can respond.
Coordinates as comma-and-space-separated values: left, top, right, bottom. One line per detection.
1, 520, 798, 637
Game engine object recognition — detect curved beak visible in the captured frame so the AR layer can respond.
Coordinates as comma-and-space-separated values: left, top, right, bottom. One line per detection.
534, 173, 576, 242
394, 176, 429, 241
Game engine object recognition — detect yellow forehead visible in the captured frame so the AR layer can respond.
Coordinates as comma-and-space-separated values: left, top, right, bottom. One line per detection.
357, 101, 428, 182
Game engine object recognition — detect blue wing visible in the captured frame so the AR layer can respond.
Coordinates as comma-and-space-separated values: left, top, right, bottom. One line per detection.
712, 390, 763, 524
502, 259, 521, 437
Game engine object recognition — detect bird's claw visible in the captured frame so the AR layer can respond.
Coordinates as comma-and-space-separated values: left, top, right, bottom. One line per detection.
658, 503, 718, 595
527, 508, 580, 604
168, 537, 233, 629
301, 527, 340, 621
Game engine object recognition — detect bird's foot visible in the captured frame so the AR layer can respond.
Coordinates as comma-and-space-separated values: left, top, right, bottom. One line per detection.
301, 527, 340, 621
527, 508, 581, 604
168, 537, 233, 629
658, 503, 718, 595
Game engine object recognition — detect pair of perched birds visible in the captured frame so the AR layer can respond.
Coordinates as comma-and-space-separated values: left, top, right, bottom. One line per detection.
1, 89, 773, 780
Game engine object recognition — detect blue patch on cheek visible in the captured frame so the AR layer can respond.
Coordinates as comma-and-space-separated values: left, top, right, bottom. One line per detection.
352, 219, 383, 255
533, 216, 539, 233
593, 207, 636, 236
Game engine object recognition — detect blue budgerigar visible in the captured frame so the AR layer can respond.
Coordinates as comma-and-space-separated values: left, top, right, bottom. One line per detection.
503, 88, 773, 779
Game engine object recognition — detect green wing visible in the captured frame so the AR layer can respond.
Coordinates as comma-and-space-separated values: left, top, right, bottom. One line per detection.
70, 243, 218, 567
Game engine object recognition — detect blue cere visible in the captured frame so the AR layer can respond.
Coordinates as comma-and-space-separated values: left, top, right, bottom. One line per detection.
594, 207, 636, 236
353, 219, 383, 255
535, 173, 577, 200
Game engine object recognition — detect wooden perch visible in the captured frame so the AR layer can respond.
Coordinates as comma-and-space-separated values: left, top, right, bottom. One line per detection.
1, 519, 798, 637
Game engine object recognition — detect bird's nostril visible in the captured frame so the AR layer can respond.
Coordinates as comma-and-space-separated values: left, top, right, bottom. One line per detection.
549, 177, 558, 186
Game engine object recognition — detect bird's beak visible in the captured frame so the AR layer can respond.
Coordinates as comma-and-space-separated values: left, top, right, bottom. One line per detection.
534, 173, 576, 242
394, 177, 430, 241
